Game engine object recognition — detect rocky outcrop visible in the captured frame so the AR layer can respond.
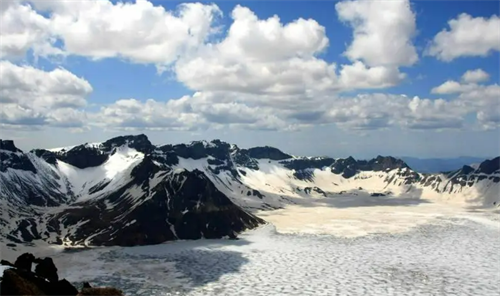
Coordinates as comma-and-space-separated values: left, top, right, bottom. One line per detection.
245, 146, 292, 160
0, 253, 122, 296
477, 156, 500, 175
0, 140, 21, 153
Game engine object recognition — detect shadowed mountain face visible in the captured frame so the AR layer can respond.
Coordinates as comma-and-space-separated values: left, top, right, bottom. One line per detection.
0, 135, 498, 247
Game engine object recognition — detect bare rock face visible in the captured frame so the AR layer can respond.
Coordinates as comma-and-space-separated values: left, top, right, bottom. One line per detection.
14, 253, 35, 271
1, 269, 47, 296
33, 258, 58, 283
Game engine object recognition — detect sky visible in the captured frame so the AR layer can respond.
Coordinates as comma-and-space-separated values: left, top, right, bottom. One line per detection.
0, 0, 499, 159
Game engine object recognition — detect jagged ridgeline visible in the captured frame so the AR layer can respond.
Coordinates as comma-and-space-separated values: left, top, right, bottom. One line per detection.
0, 136, 499, 247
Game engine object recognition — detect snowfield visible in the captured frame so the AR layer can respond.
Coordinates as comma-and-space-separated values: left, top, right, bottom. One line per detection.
2, 198, 499, 296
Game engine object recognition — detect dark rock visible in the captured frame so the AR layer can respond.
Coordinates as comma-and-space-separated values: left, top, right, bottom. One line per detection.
0, 140, 21, 153
46, 164, 264, 246
31, 149, 58, 165
14, 253, 35, 271
304, 187, 327, 197
1, 260, 15, 267
54, 144, 108, 169
49, 279, 79, 296
34, 257, 59, 282
0, 269, 47, 295
458, 165, 475, 175
0, 254, 110, 296
252, 190, 264, 199
477, 157, 500, 174
331, 156, 410, 179
0, 150, 37, 173
101, 134, 154, 154
282, 157, 335, 171
6, 243, 16, 247
245, 146, 292, 160
370, 193, 386, 197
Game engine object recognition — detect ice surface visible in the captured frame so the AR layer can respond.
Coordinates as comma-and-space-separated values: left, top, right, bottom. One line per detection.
3, 204, 497, 296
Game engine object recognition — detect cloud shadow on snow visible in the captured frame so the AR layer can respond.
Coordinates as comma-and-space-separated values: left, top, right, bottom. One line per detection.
79, 238, 255, 294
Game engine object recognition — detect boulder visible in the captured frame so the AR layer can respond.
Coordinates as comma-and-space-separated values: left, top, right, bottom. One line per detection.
14, 253, 35, 271
34, 258, 59, 283
0, 269, 48, 295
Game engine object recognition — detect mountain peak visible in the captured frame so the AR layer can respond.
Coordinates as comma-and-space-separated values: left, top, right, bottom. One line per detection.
245, 146, 292, 160
477, 156, 500, 174
0, 140, 22, 153
102, 134, 153, 154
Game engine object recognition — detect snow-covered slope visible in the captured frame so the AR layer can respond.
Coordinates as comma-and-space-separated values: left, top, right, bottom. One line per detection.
0, 136, 498, 247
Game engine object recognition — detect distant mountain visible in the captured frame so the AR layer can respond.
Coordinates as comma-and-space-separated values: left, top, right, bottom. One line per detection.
400, 156, 490, 173
0, 136, 499, 247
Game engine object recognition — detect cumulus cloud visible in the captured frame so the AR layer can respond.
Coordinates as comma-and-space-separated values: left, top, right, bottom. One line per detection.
1, 0, 221, 68
174, 5, 343, 96
335, 0, 418, 67
0, 61, 92, 128
324, 94, 465, 130
431, 73, 500, 129
2, 0, 414, 96
175, 3, 412, 99
461, 69, 490, 83
426, 13, 500, 61
431, 80, 473, 95
2, 0, 495, 133
90, 90, 473, 132
339, 62, 405, 89
92, 93, 300, 132
0, 0, 62, 58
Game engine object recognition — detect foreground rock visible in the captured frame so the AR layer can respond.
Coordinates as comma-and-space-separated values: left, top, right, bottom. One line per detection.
0, 253, 123, 296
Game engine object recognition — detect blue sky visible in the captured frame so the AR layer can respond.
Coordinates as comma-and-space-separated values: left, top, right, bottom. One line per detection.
1, 0, 499, 158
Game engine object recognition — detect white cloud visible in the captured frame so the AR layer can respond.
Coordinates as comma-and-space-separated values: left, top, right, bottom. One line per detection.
175, 3, 408, 99
90, 90, 472, 132
431, 74, 500, 129
427, 13, 500, 61
93, 98, 205, 131
431, 80, 470, 94
0, 61, 92, 128
1, 0, 221, 68
2, 0, 411, 97
461, 69, 490, 83
324, 94, 465, 130
0, 0, 62, 59
431, 69, 491, 94
339, 61, 405, 89
2, 0, 496, 133
335, 0, 418, 67
174, 5, 342, 96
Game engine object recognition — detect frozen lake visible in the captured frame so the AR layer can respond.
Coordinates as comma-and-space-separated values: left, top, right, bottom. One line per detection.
47, 204, 500, 296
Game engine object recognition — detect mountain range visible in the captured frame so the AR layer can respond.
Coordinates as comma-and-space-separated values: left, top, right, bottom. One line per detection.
0, 135, 498, 247
399, 156, 492, 174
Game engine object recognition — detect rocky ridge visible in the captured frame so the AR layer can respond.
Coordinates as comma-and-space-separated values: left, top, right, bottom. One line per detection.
0, 135, 498, 247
